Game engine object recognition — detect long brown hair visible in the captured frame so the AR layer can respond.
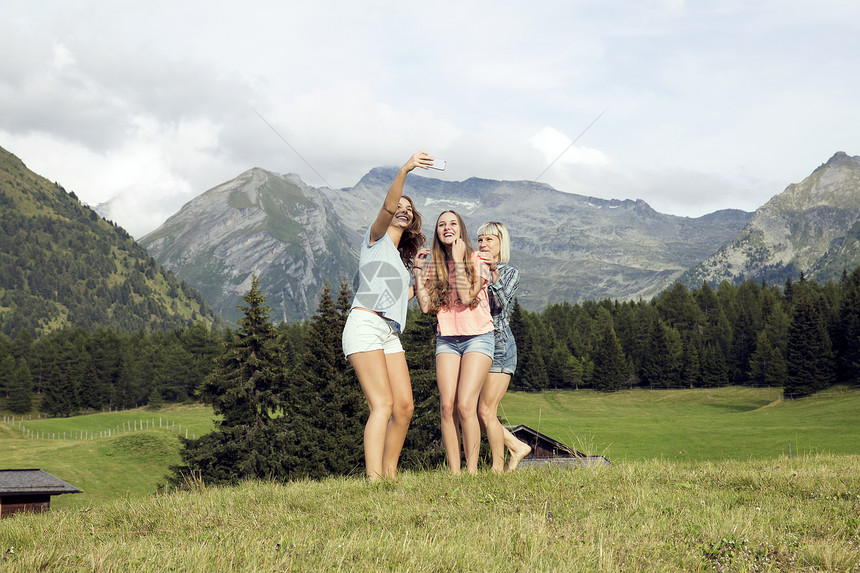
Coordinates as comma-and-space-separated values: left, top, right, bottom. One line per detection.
396, 195, 424, 269
427, 210, 480, 312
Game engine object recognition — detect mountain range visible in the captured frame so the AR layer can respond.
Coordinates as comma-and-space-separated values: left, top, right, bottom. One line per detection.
5, 139, 859, 332
141, 164, 756, 323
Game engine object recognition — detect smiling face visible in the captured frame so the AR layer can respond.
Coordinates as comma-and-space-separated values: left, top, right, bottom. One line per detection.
436, 211, 460, 246
390, 197, 414, 229
477, 234, 501, 262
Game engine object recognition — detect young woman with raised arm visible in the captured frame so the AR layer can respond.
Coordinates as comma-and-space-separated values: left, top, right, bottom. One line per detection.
476, 221, 532, 472
414, 211, 494, 474
342, 151, 432, 481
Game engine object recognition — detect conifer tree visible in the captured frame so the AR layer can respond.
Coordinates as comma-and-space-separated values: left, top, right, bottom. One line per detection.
399, 308, 444, 469
171, 276, 286, 485
698, 342, 729, 387
748, 330, 787, 387
679, 335, 702, 388
640, 316, 681, 388
288, 281, 365, 477
591, 324, 627, 392
834, 267, 860, 383
7, 358, 33, 413
785, 296, 834, 398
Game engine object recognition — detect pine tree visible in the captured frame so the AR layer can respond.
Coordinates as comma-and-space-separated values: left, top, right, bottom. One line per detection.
834, 267, 860, 384
748, 330, 787, 387
591, 324, 628, 392
7, 358, 33, 413
785, 296, 834, 399
400, 308, 444, 469
171, 276, 286, 485
699, 342, 729, 387
289, 281, 365, 477
640, 316, 681, 388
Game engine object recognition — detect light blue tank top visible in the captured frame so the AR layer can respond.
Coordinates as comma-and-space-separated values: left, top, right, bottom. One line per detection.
350, 226, 411, 332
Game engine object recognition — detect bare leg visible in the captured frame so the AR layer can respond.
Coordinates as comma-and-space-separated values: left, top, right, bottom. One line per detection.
349, 350, 395, 481
456, 352, 493, 474
381, 352, 414, 479
504, 426, 531, 472
478, 372, 510, 473
479, 372, 532, 472
436, 353, 463, 473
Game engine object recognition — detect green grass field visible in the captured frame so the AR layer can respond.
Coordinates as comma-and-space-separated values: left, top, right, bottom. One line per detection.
2, 387, 859, 513
500, 386, 860, 462
1, 404, 218, 509
1, 456, 858, 571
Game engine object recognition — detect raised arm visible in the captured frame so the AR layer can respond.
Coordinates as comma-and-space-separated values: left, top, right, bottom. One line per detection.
369, 152, 433, 243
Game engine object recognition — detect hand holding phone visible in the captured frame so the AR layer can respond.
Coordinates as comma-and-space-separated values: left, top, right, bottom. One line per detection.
428, 157, 446, 171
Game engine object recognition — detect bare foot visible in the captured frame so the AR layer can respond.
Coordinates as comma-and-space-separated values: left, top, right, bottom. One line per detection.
507, 441, 531, 472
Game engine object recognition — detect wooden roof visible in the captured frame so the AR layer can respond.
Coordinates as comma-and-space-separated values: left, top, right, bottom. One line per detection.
0, 469, 81, 496
506, 424, 611, 466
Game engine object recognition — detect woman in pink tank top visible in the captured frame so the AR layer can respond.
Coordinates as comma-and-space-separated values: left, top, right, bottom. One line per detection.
414, 210, 494, 474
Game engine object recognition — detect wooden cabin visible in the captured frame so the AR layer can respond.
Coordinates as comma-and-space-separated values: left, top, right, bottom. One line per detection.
506, 424, 611, 467
0, 469, 81, 518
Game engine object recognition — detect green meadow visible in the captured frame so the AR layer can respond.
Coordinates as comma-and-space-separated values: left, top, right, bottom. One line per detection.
500, 386, 860, 462
2, 387, 859, 512
1, 388, 859, 571
1, 404, 218, 509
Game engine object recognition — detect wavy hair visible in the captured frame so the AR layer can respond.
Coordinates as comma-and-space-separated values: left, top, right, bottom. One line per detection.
397, 195, 425, 269
427, 210, 480, 312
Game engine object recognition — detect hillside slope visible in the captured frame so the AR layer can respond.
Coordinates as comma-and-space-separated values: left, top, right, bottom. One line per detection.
0, 145, 223, 337
140, 168, 357, 324
681, 151, 860, 286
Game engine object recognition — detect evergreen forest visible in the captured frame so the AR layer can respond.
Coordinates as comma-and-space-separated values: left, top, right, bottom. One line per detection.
3, 266, 860, 483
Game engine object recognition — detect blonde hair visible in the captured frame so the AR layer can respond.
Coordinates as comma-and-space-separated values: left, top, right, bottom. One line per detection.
476, 221, 511, 264
428, 210, 479, 312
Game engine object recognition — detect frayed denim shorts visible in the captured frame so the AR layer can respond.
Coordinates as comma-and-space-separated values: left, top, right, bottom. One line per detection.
490, 327, 517, 375
435, 331, 494, 359
342, 309, 404, 357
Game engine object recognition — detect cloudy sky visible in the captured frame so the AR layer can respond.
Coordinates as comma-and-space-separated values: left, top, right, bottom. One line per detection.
2, 0, 859, 238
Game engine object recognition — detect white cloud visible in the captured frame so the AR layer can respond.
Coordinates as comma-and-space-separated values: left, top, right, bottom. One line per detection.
0, 0, 858, 237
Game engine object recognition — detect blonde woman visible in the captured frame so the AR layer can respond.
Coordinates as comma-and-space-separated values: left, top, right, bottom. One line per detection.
342, 151, 431, 481
414, 211, 494, 474
476, 222, 532, 472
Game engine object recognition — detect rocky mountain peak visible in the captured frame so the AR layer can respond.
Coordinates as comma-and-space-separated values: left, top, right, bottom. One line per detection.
816, 151, 860, 172
681, 151, 860, 287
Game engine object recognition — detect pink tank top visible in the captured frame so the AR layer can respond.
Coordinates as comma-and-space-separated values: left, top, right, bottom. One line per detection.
435, 252, 494, 336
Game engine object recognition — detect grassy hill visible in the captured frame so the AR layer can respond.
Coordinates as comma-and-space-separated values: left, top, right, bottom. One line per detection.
500, 386, 860, 462
1, 456, 858, 571
2, 387, 859, 512
1, 404, 218, 508
0, 144, 224, 336
1, 388, 859, 571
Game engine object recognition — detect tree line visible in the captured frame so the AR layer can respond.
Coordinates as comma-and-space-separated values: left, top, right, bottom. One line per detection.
3, 267, 860, 482
509, 268, 860, 399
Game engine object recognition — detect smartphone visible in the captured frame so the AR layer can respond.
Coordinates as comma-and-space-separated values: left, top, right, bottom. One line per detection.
428, 158, 446, 171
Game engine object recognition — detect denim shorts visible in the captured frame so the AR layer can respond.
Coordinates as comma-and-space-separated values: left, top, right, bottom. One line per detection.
435, 331, 494, 359
342, 309, 404, 357
490, 328, 517, 375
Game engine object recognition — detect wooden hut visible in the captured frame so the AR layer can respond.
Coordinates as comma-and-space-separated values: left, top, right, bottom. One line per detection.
0, 469, 81, 518
506, 424, 611, 467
